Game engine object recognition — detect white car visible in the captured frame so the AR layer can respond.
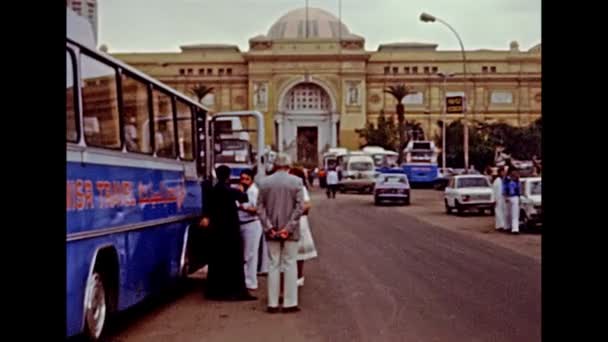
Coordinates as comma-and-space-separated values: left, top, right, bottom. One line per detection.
374, 173, 411, 205
444, 175, 495, 215
519, 177, 542, 229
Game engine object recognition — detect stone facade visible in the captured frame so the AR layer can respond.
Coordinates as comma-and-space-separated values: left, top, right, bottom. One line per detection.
112, 7, 541, 164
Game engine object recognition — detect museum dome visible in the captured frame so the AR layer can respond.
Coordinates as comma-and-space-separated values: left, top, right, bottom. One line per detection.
267, 7, 353, 40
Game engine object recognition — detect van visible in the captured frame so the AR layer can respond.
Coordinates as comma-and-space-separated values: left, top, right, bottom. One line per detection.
339, 155, 376, 194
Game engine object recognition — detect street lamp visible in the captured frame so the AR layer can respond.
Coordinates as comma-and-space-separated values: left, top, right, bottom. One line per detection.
420, 12, 470, 170
437, 72, 454, 171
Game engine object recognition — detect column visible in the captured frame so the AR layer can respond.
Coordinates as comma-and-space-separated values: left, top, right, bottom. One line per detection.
331, 113, 339, 148
275, 114, 283, 152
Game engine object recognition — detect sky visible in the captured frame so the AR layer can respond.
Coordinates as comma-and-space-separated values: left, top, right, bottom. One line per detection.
98, 0, 541, 53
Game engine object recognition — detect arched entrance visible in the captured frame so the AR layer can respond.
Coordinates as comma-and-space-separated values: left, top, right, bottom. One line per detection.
275, 81, 338, 166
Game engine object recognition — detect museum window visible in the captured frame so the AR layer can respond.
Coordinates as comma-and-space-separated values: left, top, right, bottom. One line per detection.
491, 66, 497, 73
384, 66, 390, 74
432, 66, 438, 73
219, 68, 225, 76
412, 66, 418, 74
199, 68, 205, 75
187, 68, 193, 75
179, 68, 185, 75
482, 66, 488, 73
227, 68, 233, 76
207, 68, 213, 75
424, 66, 430, 74
392, 67, 398, 74
404, 67, 410, 74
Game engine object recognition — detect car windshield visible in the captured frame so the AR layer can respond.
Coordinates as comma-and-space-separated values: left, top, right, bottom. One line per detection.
530, 181, 541, 195
382, 175, 408, 185
456, 177, 489, 188
221, 140, 248, 150
349, 162, 374, 171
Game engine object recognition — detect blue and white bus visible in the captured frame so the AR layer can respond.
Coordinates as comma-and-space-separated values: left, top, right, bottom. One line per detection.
402, 140, 439, 184
67, 10, 212, 340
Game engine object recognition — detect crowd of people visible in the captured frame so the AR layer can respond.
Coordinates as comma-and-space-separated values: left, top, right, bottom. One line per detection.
199, 153, 317, 313
491, 167, 522, 235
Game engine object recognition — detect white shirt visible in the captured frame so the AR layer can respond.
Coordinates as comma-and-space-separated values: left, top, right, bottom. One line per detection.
327, 170, 339, 185
238, 183, 259, 223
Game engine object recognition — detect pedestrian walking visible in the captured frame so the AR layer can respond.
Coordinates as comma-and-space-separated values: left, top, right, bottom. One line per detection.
201, 165, 257, 301
492, 167, 506, 232
257, 153, 305, 313
238, 169, 263, 291
326, 168, 339, 199
289, 167, 318, 287
503, 169, 521, 234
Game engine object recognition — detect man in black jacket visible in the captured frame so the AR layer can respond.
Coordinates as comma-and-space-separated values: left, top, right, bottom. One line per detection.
202, 165, 257, 301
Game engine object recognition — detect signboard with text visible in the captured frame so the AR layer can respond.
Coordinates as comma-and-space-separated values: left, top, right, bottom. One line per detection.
446, 96, 464, 113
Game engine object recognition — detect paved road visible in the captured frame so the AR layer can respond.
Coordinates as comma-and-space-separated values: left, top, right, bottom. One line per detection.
105, 190, 541, 342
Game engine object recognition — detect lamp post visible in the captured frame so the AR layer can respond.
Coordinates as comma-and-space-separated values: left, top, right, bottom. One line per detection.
420, 12, 470, 169
437, 72, 454, 171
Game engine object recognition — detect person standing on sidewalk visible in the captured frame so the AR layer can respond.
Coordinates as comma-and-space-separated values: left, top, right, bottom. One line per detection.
503, 169, 521, 234
238, 169, 263, 292
326, 168, 339, 199
257, 154, 305, 313
492, 167, 506, 232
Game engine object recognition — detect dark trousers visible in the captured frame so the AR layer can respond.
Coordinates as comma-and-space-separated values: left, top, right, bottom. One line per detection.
326, 184, 337, 198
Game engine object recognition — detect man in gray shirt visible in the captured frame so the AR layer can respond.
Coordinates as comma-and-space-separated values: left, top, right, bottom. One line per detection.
257, 153, 304, 313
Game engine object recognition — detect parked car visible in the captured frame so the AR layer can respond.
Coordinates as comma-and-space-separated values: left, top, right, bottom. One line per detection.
519, 177, 542, 229
374, 173, 411, 205
434, 168, 455, 190
444, 175, 495, 215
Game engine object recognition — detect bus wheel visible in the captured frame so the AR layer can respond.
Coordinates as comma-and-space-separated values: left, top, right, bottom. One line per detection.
84, 272, 108, 341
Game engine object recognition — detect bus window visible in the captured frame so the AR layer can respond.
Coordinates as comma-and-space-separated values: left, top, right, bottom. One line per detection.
80, 53, 121, 148
120, 73, 152, 154
66, 50, 78, 142
151, 89, 176, 158
176, 100, 194, 160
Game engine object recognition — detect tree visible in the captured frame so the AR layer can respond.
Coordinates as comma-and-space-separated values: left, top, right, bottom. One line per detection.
355, 111, 399, 151
384, 84, 416, 163
189, 84, 214, 104
439, 119, 542, 170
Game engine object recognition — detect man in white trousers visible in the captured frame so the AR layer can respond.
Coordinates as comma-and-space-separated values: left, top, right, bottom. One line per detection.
257, 154, 304, 313
492, 167, 506, 231
238, 169, 263, 291
503, 169, 521, 234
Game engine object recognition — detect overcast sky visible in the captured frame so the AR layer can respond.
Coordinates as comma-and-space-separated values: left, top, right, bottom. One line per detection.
98, 0, 541, 53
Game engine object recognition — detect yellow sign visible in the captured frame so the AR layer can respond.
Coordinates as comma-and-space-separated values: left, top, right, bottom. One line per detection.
446, 96, 464, 113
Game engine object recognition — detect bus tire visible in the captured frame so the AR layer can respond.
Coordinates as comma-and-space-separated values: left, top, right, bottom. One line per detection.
84, 272, 108, 341
85, 249, 119, 341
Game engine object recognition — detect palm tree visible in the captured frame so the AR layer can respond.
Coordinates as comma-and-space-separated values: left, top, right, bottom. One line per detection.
384, 84, 415, 163
189, 84, 214, 104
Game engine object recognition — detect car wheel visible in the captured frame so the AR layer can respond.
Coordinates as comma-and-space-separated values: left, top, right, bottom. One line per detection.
520, 210, 529, 231
455, 200, 464, 216
489, 207, 495, 216
445, 199, 452, 214
374, 196, 381, 205
403, 197, 410, 206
